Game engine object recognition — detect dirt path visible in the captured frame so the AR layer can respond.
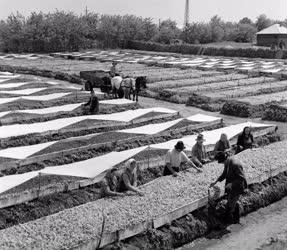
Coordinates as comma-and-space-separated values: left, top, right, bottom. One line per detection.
138, 96, 287, 139
177, 197, 287, 250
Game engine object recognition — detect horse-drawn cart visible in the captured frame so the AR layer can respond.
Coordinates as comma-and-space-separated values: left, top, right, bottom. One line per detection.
80, 70, 111, 91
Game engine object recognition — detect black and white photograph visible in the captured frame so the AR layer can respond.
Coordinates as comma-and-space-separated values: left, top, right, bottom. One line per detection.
0, 0, 286, 249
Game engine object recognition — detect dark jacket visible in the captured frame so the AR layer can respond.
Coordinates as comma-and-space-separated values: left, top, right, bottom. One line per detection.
214, 140, 231, 159
217, 157, 247, 196
84, 95, 99, 113
236, 132, 254, 152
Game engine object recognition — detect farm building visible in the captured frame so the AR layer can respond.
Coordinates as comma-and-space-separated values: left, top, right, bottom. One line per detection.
256, 24, 287, 49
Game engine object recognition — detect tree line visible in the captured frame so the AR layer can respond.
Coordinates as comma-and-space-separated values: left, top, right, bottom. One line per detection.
0, 11, 286, 53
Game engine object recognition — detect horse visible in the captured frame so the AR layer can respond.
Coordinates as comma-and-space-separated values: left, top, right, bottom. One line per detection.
132, 76, 147, 102
100, 76, 113, 96
111, 76, 124, 98
100, 75, 147, 101
119, 76, 147, 101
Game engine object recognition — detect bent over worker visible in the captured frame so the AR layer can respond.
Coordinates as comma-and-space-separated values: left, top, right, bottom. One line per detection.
164, 141, 202, 177
210, 152, 247, 224
100, 168, 124, 197
100, 159, 144, 197
118, 159, 144, 196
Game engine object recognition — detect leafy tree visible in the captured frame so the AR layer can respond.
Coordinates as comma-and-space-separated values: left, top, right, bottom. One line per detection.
155, 19, 180, 44
256, 14, 272, 31
239, 17, 253, 25
234, 23, 257, 42
210, 15, 225, 42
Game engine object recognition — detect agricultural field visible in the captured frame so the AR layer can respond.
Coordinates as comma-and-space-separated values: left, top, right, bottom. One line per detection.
0, 51, 287, 249
1, 50, 287, 120
0, 141, 286, 249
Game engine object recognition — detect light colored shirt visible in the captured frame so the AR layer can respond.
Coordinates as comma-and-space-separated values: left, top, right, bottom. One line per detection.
165, 148, 189, 168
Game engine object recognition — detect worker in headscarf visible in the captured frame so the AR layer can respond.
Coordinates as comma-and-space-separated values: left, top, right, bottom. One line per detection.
236, 126, 254, 154
118, 158, 144, 196
100, 168, 124, 197
164, 141, 203, 177
210, 152, 248, 224
213, 133, 231, 160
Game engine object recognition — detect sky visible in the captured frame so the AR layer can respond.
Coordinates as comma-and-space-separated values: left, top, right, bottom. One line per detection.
0, 0, 286, 26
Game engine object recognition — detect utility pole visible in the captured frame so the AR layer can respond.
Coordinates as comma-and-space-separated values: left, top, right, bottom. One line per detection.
85, 6, 88, 15
184, 0, 190, 28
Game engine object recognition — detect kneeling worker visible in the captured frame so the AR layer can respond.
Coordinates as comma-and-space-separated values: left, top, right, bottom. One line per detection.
84, 89, 99, 114
164, 141, 202, 177
191, 134, 210, 167
210, 152, 247, 224
100, 159, 144, 197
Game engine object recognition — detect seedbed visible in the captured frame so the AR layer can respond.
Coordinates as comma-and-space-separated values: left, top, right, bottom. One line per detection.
0, 112, 180, 149
0, 77, 33, 84
0, 103, 140, 125
1, 174, 86, 196
0, 92, 91, 112
201, 80, 287, 99
31, 132, 144, 156
169, 77, 276, 96
238, 90, 287, 105
0, 119, 222, 175
0, 130, 278, 230
263, 104, 287, 122
0, 141, 286, 250
0, 82, 55, 90
107, 171, 287, 250
220, 100, 266, 118
148, 73, 248, 92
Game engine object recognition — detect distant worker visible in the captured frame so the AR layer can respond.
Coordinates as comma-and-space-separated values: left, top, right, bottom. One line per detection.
213, 133, 231, 160
110, 61, 118, 77
210, 152, 248, 224
164, 141, 202, 177
236, 127, 254, 154
191, 134, 210, 167
84, 89, 99, 114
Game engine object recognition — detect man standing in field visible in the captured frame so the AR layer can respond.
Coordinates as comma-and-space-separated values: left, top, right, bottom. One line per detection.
110, 61, 118, 77
164, 141, 202, 177
210, 152, 248, 224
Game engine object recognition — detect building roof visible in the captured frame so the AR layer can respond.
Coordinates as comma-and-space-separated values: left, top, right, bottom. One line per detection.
257, 24, 287, 35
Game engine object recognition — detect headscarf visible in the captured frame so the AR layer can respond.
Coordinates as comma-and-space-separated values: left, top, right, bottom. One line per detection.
125, 158, 136, 170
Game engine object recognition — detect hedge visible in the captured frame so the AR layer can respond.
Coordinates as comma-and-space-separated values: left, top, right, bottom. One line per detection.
124, 40, 287, 59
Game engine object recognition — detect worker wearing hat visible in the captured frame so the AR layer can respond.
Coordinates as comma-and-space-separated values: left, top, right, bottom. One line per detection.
164, 141, 202, 177
191, 134, 210, 167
